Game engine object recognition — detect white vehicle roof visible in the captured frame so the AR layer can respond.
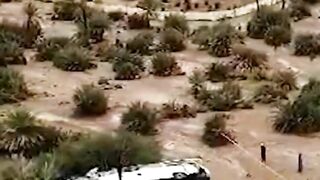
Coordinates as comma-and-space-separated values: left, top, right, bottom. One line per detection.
74, 159, 210, 180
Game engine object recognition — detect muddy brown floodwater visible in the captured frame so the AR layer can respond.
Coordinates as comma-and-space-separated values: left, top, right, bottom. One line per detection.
1, 1, 320, 180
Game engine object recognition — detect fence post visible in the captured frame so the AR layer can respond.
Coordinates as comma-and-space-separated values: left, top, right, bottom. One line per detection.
298, 153, 303, 173
260, 143, 266, 162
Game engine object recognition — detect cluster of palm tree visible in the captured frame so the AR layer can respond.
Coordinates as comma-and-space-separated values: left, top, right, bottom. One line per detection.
192, 22, 244, 57
272, 79, 320, 134
0, 110, 64, 159
247, 5, 292, 49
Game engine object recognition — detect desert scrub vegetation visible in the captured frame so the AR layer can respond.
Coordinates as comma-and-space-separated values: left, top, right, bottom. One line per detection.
35, 37, 70, 61
0, 40, 26, 66
127, 13, 150, 29
264, 25, 291, 49
230, 44, 268, 73
289, 0, 312, 21
111, 49, 145, 80
202, 113, 235, 147
192, 23, 244, 57
191, 25, 211, 50
272, 69, 298, 91
0, 68, 29, 105
52, 46, 96, 71
188, 69, 206, 98
73, 84, 108, 116
293, 33, 320, 57
160, 101, 197, 119
0, 21, 27, 65
247, 7, 292, 47
126, 32, 154, 55
272, 79, 320, 134
254, 83, 288, 104
195, 81, 252, 111
206, 62, 234, 82
164, 14, 189, 34
121, 102, 158, 135
209, 23, 244, 57
86, 11, 111, 43
151, 52, 184, 76
53, 0, 78, 20
160, 28, 186, 52
0, 109, 64, 158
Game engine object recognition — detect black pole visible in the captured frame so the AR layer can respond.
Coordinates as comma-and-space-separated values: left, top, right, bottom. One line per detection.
281, 0, 286, 10
298, 153, 303, 173
255, 0, 260, 12
260, 143, 266, 162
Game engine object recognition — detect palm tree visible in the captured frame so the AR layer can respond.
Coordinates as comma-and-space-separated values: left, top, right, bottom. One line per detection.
0, 109, 63, 158
23, 2, 41, 47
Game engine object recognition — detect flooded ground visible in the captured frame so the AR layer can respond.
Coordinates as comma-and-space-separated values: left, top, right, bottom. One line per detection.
1, 1, 320, 180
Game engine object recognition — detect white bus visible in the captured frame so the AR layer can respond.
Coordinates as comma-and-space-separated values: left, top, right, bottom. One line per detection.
70, 159, 211, 180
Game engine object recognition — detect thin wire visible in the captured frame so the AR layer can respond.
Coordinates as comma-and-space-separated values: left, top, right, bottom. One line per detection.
220, 133, 288, 180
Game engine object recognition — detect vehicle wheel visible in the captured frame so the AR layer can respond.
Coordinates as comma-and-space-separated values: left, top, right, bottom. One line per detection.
173, 172, 187, 179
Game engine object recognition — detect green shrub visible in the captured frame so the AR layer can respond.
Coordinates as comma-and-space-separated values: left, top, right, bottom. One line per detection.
160, 28, 186, 52
52, 46, 95, 71
151, 52, 183, 76
208, 23, 244, 57
254, 83, 288, 104
121, 102, 158, 135
202, 113, 235, 147
207, 82, 242, 111
36, 37, 70, 61
160, 101, 196, 119
272, 69, 298, 91
206, 62, 231, 82
0, 109, 63, 158
264, 25, 291, 49
231, 44, 268, 71
0, 18, 41, 48
164, 14, 189, 34
55, 132, 161, 179
0, 68, 29, 105
73, 84, 107, 116
0, 41, 25, 65
111, 49, 145, 80
272, 79, 320, 134
0, 21, 25, 46
191, 25, 211, 50
126, 32, 154, 55
53, 0, 78, 21
196, 81, 252, 111
107, 11, 125, 21
289, 0, 312, 21
247, 7, 291, 39
188, 69, 206, 97
293, 34, 320, 56
87, 11, 111, 42
99, 46, 122, 62
127, 13, 150, 29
